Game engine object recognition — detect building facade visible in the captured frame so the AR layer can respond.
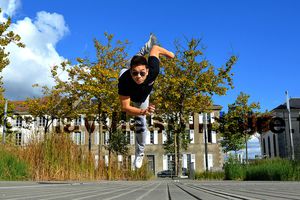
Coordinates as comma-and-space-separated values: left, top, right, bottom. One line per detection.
261, 98, 300, 160
1, 100, 224, 175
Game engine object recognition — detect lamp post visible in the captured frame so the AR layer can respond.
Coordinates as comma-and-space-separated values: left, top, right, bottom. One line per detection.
286, 91, 295, 160
2, 100, 8, 144
85, 115, 95, 152
203, 112, 209, 172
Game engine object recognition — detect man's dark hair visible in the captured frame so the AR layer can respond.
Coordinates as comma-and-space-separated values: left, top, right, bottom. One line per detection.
130, 55, 148, 68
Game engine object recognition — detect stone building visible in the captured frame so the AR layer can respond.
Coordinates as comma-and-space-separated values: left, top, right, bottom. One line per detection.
261, 98, 300, 160
1, 100, 224, 175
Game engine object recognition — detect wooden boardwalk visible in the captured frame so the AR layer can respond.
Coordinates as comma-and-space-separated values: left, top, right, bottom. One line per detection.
0, 180, 300, 200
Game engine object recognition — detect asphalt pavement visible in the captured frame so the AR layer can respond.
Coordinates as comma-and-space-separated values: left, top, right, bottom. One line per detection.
0, 180, 299, 200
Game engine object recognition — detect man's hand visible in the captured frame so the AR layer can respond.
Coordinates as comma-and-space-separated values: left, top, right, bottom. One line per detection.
141, 104, 155, 115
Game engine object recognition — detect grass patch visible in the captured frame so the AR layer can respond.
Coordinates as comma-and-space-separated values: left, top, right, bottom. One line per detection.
195, 171, 225, 180
225, 157, 300, 181
0, 147, 30, 180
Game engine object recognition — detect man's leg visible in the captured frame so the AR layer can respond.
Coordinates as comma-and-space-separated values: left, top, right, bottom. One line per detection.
126, 33, 157, 68
137, 33, 157, 56
132, 96, 149, 168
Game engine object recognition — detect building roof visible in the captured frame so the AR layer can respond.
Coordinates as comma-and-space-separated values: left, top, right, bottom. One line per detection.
10, 100, 28, 113
273, 98, 300, 110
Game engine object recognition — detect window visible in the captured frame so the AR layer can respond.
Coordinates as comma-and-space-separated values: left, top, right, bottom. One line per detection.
150, 131, 154, 144
15, 132, 22, 146
273, 134, 277, 157
167, 155, 175, 171
199, 113, 203, 124
268, 136, 271, 157
16, 117, 22, 127
125, 131, 130, 144
162, 130, 167, 144
189, 115, 194, 124
39, 116, 46, 127
130, 131, 135, 145
74, 131, 85, 145
94, 131, 99, 145
262, 138, 266, 156
75, 116, 81, 126
104, 131, 109, 145
189, 129, 194, 143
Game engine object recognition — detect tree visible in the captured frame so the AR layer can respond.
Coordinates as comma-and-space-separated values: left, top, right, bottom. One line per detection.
152, 38, 237, 175
26, 85, 80, 136
217, 92, 260, 162
52, 33, 128, 179
0, 9, 24, 143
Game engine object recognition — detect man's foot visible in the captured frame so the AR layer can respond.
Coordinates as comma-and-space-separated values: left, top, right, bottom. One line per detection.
137, 33, 158, 56
135, 153, 144, 169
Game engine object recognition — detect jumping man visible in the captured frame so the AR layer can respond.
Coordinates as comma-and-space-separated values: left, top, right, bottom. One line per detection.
118, 34, 174, 168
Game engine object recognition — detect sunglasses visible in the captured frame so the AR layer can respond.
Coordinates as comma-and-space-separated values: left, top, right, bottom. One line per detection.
131, 71, 146, 77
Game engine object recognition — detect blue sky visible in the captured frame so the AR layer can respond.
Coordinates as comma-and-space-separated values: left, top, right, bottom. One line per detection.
1, 0, 300, 114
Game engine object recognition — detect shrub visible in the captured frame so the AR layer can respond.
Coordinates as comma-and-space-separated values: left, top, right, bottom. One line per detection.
224, 157, 300, 181
195, 171, 225, 180
224, 156, 245, 180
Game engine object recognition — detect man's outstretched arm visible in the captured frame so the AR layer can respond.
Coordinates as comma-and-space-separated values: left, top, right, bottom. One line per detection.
150, 45, 175, 59
119, 95, 155, 116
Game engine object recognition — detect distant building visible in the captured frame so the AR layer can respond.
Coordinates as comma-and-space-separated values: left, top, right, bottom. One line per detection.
0, 100, 225, 175
261, 98, 300, 160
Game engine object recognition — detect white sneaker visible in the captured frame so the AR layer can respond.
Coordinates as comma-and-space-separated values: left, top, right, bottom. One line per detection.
137, 33, 158, 56
135, 153, 144, 169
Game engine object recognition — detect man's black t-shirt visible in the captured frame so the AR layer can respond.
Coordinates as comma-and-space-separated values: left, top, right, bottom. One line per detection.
118, 56, 159, 103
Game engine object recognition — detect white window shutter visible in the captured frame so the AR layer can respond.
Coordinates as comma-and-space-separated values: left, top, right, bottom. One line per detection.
118, 155, 123, 162
162, 130, 167, 144
210, 112, 215, 123
189, 115, 193, 124
191, 154, 196, 169
146, 130, 150, 144
130, 131, 135, 145
212, 131, 217, 143
105, 131, 109, 144
154, 130, 158, 144
199, 113, 203, 124
106, 117, 110, 126
71, 132, 75, 142
53, 119, 57, 127
208, 154, 213, 170
94, 131, 99, 145
81, 131, 85, 145
190, 130, 195, 144
182, 154, 187, 168
81, 115, 84, 126
105, 155, 109, 166
131, 155, 135, 170
163, 155, 168, 170
95, 155, 99, 167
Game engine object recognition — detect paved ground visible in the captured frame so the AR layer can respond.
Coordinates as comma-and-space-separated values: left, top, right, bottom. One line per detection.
0, 180, 300, 200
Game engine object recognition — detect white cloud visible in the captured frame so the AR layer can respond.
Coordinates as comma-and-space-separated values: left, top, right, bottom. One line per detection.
2, 5, 69, 100
0, 0, 21, 20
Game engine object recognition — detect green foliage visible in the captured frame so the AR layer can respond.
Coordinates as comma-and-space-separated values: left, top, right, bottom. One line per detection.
224, 155, 246, 180
153, 37, 237, 175
107, 129, 129, 156
217, 92, 260, 153
245, 159, 300, 181
224, 157, 300, 181
0, 147, 30, 180
194, 171, 225, 180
